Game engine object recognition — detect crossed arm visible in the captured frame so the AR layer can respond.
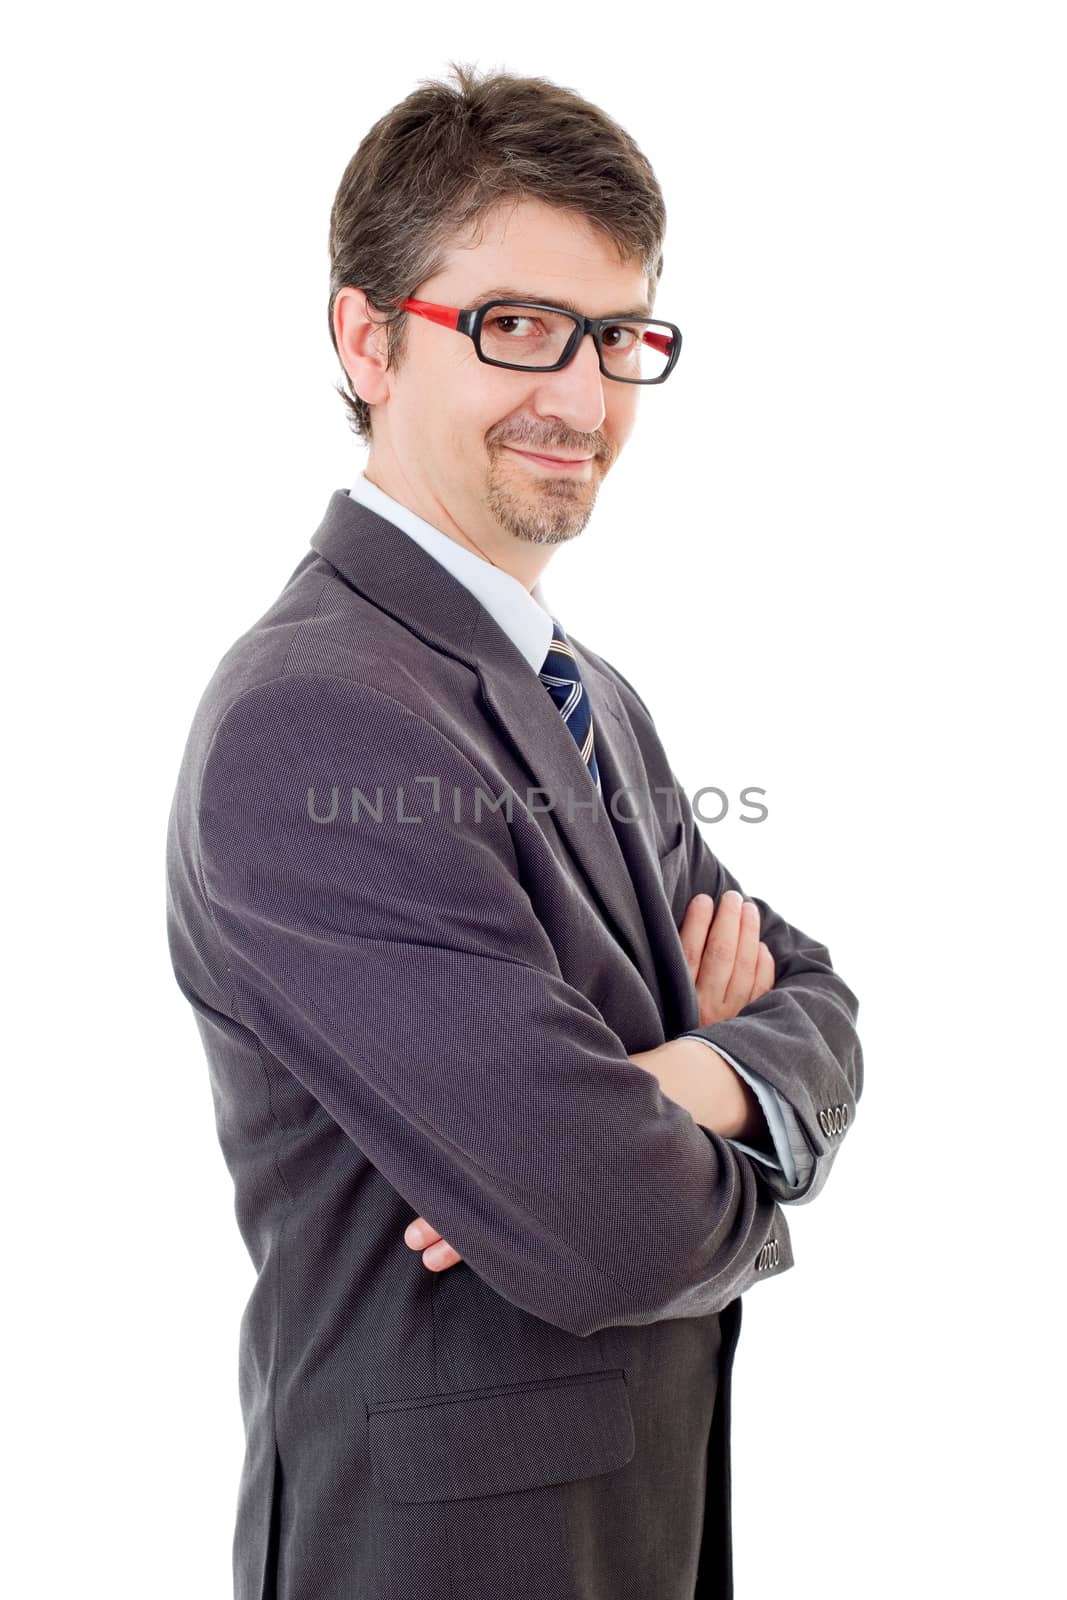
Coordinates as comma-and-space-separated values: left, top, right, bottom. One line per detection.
406, 886, 772, 1270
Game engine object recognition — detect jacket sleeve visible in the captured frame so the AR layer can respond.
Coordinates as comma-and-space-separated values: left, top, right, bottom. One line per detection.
196, 672, 795, 1338
595, 657, 864, 1208
675, 784, 863, 1205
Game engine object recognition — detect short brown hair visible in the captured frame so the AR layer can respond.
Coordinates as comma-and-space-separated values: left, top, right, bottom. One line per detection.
327, 60, 668, 445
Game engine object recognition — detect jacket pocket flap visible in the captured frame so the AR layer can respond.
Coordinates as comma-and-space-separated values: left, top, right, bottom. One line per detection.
367, 1369, 635, 1504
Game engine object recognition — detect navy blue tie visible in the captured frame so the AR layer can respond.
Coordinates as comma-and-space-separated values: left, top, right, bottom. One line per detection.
538, 618, 601, 795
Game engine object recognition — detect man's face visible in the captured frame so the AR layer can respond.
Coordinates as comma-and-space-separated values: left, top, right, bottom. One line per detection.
367, 198, 651, 553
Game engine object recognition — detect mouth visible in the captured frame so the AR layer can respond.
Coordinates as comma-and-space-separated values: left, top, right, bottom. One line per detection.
504, 446, 594, 473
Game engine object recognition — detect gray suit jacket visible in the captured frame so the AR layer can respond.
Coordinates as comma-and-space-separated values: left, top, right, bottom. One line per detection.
165, 488, 863, 1600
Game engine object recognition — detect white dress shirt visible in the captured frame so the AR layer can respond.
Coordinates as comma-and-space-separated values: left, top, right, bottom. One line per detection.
348, 472, 808, 1188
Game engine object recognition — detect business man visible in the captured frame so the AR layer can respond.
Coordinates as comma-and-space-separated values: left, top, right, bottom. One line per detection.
166, 63, 862, 1600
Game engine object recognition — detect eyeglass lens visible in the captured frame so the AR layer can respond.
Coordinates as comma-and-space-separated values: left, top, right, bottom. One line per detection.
478, 304, 674, 381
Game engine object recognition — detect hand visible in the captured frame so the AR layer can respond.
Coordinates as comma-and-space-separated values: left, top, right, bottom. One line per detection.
403, 1214, 464, 1272
679, 888, 775, 1025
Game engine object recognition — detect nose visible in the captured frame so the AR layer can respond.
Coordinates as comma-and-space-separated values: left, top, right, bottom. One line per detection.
530, 330, 607, 435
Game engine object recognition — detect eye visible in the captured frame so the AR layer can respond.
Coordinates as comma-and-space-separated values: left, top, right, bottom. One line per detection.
600, 323, 640, 351
488, 314, 542, 336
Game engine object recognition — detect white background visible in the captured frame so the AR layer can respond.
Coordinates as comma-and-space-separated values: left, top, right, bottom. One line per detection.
4, 4, 1063, 1595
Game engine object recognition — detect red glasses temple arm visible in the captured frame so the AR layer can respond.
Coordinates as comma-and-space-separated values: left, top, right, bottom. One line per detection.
393, 297, 461, 329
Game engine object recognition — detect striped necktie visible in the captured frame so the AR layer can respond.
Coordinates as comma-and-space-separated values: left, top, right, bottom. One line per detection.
538, 618, 601, 794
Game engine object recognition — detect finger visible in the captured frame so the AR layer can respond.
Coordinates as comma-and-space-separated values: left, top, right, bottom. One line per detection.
404, 1217, 442, 1250
694, 888, 744, 1012
721, 898, 761, 1016
678, 894, 715, 984
751, 940, 775, 1002
423, 1240, 463, 1271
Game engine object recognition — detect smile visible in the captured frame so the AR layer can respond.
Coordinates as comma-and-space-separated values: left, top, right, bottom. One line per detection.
505, 446, 594, 473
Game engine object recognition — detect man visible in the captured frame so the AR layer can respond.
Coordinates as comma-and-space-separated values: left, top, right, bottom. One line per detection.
166, 63, 862, 1600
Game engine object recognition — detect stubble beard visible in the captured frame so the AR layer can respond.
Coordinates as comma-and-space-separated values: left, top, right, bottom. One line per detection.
483, 448, 599, 546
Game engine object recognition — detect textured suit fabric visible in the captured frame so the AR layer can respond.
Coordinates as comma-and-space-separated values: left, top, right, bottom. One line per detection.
165, 488, 863, 1599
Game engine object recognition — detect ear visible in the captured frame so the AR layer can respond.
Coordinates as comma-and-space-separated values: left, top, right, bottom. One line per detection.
334, 287, 392, 406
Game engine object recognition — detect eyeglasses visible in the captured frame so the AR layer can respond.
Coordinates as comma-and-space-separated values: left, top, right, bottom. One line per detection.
388, 297, 682, 384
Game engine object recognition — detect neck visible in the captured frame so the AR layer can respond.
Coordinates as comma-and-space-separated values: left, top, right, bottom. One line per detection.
363, 451, 549, 594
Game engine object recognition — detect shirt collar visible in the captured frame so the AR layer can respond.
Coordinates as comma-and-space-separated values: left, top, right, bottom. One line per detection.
347, 473, 555, 675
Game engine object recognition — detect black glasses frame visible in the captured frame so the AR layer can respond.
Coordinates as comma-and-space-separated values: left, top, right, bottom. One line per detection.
391, 296, 683, 384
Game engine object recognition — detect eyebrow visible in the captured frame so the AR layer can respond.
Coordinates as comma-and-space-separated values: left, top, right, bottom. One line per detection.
470, 285, 654, 319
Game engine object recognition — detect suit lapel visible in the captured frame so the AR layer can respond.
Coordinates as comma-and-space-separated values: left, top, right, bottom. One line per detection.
309, 489, 664, 1011
568, 644, 688, 1017
472, 622, 664, 1003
